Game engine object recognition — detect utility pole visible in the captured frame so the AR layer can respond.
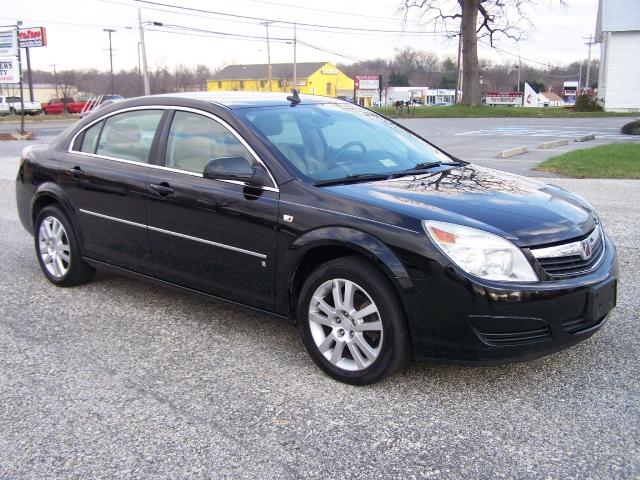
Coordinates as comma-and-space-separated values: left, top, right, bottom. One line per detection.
578, 62, 582, 93
103, 29, 115, 95
293, 23, 297, 91
583, 35, 594, 92
454, 29, 462, 104
138, 8, 150, 95
264, 21, 272, 92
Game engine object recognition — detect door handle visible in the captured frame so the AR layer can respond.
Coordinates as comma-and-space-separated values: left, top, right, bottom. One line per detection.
149, 182, 175, 197
67, 166, 84, 178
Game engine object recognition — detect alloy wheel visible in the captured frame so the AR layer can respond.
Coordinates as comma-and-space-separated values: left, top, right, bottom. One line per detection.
308, 278, 383, 371
38, 216, 71, 279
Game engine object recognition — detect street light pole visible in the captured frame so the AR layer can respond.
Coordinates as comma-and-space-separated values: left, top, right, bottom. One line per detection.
103, 28, 115, 95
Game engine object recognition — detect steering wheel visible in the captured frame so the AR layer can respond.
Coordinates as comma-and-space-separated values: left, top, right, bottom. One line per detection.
333, 141, 367, 163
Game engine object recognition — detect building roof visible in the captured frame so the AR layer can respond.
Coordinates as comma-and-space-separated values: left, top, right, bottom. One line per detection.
539, 92, 563, 102
211, 62, 328, 81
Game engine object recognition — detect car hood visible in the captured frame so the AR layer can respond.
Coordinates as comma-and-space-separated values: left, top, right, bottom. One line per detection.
325, 164, 596, 247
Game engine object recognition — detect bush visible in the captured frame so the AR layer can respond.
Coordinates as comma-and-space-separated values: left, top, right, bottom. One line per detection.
621, 120, 640, 135
574, 94, 603, 112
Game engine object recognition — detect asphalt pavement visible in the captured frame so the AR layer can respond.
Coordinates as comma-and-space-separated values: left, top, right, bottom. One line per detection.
0, 133, 639, 478
398, 116, 640, 176
1, 115, 638, 177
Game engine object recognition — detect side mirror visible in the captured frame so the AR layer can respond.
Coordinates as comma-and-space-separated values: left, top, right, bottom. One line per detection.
203, 156, 270, 187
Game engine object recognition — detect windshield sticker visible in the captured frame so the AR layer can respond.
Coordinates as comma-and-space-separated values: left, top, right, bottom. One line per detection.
380, 159, 398, 168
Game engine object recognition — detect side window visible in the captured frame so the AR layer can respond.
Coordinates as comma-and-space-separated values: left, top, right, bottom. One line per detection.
96, 110, 163, 163
165, 111, 254, 174
79, 121, 104, 154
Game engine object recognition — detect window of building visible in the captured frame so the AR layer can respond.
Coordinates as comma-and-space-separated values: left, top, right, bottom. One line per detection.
95, 110, 164, 163
218, 81, 222, 88
326, 82, 332, 96
239, 80, 245, 89
260, 80, 266, 88
278, 80, 283, 88
165, 111, 254, 175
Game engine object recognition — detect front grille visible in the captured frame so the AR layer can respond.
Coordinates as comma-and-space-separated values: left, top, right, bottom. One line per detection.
531, 226, 605, 277
478, 327, 552, 346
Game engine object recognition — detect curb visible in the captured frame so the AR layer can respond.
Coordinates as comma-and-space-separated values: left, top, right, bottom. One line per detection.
496, 146, 527, 158
575, 134, 596, 142
538, 139, 569, 149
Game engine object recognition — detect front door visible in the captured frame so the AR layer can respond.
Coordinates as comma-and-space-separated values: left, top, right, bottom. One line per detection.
61, 109, 166, 275
146, 110, 279, 310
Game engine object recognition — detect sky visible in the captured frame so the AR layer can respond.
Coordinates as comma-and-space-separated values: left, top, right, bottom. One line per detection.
2, 0, 600, 75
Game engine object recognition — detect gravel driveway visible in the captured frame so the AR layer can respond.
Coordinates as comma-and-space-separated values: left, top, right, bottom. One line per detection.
0, 165, 638, 478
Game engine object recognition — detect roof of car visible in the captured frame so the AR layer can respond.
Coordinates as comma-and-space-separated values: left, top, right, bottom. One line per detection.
161, 91, 344, 109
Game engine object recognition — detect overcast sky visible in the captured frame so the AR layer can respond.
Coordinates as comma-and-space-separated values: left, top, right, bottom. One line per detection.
3, 0, 600, 74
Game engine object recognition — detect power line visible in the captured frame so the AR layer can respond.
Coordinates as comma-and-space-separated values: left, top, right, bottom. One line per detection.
132, 0, 454, 35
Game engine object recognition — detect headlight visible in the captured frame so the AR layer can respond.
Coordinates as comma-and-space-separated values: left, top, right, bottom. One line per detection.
423, 220, 538, 282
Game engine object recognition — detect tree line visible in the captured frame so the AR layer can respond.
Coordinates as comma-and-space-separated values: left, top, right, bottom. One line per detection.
18, 48, 596, 100
338, 47, 598, 95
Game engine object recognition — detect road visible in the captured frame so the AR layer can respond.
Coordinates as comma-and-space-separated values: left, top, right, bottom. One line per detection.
1, 116, 638, 177
0, 125, 639, 478
398, 116, 640, 176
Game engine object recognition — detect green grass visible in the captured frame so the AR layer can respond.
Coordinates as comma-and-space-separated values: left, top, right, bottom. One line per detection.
373, 105, 637, 119
536, 143, 640, 178
0, 113, 78, 122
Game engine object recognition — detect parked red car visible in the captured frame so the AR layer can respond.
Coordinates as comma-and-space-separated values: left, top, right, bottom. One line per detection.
41, 98, 89, 115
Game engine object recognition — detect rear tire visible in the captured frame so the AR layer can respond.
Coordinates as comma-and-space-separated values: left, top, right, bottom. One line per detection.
34, 205, 95, 287
297, 255, 410, 385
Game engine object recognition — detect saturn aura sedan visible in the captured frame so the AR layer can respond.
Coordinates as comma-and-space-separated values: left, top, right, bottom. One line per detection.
16, 92, 618, 384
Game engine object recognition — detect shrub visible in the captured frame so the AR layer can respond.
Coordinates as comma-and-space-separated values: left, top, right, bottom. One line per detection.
574, 94, 603, 112
621, 120, 640, 135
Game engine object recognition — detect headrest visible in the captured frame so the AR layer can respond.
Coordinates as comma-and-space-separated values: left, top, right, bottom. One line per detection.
251, 113, 283, 136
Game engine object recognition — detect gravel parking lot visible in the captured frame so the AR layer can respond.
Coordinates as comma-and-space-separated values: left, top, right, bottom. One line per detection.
1, 153, 639, 478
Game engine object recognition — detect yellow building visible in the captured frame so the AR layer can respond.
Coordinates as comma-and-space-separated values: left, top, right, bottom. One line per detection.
207, 61, 354, 98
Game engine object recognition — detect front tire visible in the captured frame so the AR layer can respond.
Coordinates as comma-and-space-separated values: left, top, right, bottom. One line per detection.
297, 256, 410, 385
34, 205, 95, 287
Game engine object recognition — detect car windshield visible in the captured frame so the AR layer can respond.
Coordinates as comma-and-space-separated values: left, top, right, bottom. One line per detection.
238, 103, 451, 182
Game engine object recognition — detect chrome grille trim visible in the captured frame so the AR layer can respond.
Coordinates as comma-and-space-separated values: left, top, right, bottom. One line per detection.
530, 225, 605, 277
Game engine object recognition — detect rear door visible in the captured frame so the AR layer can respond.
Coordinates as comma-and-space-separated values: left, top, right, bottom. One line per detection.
62, 108, 166, 274
146, 109, 279, 310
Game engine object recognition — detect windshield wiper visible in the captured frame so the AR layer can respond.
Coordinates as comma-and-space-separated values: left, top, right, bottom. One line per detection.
401, 160, 463, 173
314, 173, 392, 187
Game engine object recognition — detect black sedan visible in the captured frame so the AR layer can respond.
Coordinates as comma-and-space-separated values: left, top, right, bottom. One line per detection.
16, 92, 618, 384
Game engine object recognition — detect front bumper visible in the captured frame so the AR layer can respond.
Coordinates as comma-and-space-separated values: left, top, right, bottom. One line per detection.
405, 234, 618, 364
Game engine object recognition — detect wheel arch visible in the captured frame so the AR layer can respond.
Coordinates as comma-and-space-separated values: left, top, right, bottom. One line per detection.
30, 184, 83, 246
286, 227, 413, 319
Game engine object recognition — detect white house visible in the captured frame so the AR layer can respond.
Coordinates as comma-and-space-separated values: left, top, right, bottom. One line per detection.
537, 92, 564, 107
595, 0, 640, 112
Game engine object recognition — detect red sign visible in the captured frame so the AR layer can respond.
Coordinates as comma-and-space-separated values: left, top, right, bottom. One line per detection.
18, 27, 47, 48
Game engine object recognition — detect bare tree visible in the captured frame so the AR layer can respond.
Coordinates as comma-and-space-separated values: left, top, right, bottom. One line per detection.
56, 70, 78, 112
401, 0, 539, 106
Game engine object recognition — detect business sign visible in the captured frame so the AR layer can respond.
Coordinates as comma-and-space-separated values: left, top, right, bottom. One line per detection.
283, 79, 307, 86
0, 29, 18, 56
0, 57, 20, 84
18, 27, 47, 48
321, 68, 337, 75
485, 92, 523, 106
355, 75, 380, 90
